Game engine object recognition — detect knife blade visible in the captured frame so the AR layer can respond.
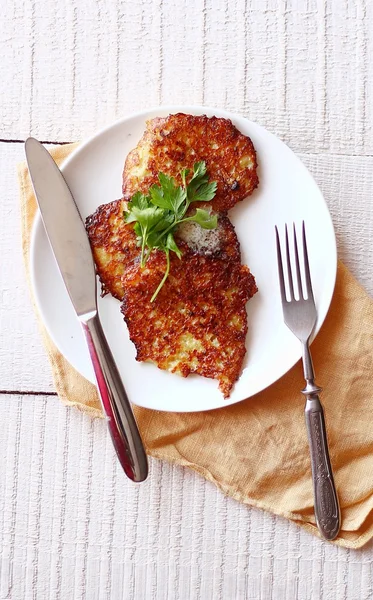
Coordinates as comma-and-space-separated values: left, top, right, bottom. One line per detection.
25, 137, 148, 482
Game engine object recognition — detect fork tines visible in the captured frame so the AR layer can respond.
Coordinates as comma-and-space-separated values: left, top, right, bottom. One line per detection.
275, 222, 314, 303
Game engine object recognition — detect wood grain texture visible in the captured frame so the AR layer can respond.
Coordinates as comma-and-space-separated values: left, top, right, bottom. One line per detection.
1, 0, 373, 597
1, 0, 372, 154
1, 394, 373, 600
0, 144, 55, 394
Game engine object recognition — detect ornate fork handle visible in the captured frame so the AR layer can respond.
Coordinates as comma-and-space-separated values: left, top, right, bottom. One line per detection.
302, 344, 340, 540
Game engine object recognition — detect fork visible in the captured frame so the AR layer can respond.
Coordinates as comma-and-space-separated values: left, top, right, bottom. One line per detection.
275, 222, 340, 541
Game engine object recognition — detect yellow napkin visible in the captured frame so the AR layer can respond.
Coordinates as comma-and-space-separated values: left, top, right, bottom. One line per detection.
19, 144, 373, 548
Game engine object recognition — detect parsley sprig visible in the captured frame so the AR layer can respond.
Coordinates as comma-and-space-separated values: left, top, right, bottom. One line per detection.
124, 161, 218, 302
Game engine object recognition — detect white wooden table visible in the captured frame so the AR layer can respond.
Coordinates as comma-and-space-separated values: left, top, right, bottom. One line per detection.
1, 1, 373, 598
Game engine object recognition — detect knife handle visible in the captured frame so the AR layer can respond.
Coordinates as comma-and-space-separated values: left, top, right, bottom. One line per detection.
81, 314, 148, 482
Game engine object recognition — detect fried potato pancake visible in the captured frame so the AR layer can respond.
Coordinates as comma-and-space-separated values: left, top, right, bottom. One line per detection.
86, 199, 242, 300
122, 114, 258, 213
121, 247, 257, 397
85, 199, 135, 299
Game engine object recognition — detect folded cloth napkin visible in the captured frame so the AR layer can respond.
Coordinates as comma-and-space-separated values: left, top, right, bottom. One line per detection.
19, 143, 373, 548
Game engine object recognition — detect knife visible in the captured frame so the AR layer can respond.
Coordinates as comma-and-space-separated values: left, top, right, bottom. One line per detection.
25, 137, 148, 483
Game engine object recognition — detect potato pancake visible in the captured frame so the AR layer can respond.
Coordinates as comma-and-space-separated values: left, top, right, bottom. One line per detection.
121, 246, 257, 397
85, 199, 135, 299
86, 199, 242, 300
122, 114, 258, 213
86, 198, 257, 396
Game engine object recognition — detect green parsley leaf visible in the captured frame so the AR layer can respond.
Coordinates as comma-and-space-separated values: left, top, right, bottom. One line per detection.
190, 181, 218, 202
133, 222, 142, 241
150, 174, 186, 215
131, 191, 151, 210
185, 161, 217, 204
191, 161, 207, 180
148, 184, 165, 208
123, 161, 217, 301
186, 208, 218, 230
146, 216, 174, 251
133, 206, 165, 228
165, 232, 182, 259
180, 167, 190, 189
125, 203, 168, 265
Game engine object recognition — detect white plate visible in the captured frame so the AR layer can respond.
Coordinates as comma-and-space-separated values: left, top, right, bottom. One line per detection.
30, 105, 337, 413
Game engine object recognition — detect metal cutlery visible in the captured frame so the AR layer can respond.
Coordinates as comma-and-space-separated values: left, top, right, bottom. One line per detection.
275, 222, 340, 540
25, 138, 148, 483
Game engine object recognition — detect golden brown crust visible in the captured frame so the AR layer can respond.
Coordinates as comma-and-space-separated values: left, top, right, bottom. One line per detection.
122, 114, 258, 213
121, 248, 257, 398
86, 200, 241, 300
85, 199, 138, 299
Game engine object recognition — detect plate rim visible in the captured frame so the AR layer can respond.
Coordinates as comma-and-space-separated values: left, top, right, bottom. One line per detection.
29, 104, 337, 412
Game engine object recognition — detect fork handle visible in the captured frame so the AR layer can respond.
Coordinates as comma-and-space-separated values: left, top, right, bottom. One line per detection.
304, 394, 340, 540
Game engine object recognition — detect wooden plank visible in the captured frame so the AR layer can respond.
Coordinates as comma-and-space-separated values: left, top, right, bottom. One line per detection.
1, 393, 373, 600
0, 142, 54, 393
1, 0, 372, 155
300, 152, 373, 295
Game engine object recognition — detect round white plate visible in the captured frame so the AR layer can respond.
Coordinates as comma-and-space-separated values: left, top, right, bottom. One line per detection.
30, 105, 336, 413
